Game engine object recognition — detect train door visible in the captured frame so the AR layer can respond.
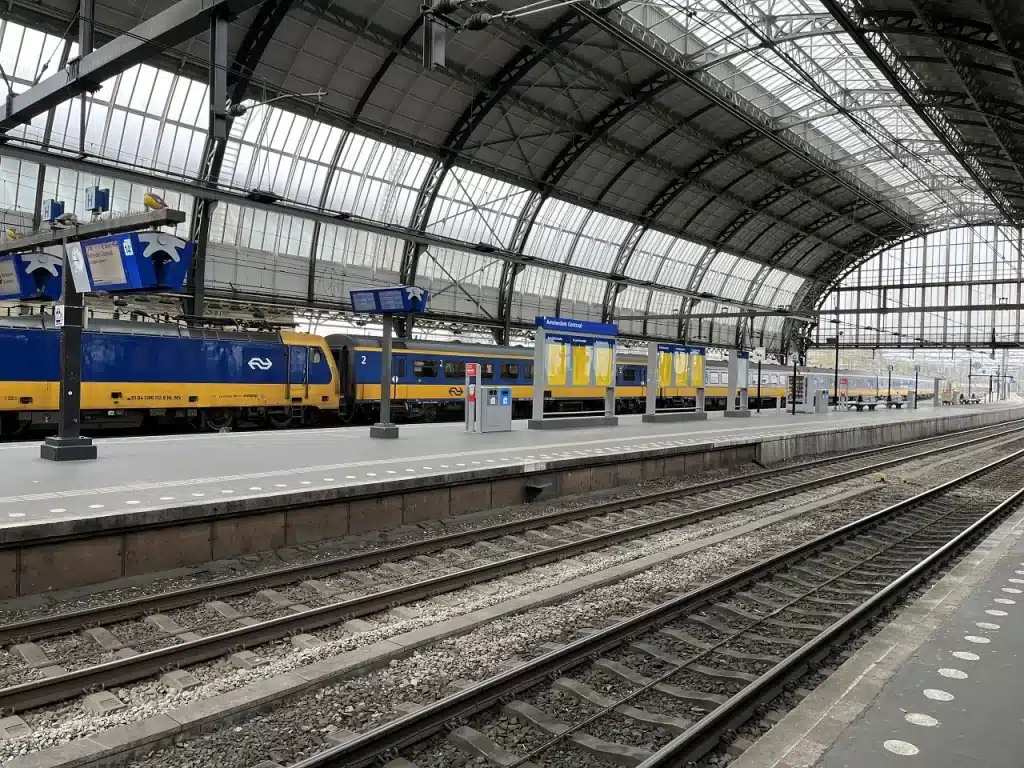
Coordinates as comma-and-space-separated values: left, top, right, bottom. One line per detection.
288, 346, 309, 401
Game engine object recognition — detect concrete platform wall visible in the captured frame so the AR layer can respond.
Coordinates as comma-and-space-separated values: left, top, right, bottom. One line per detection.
0, 443, 755, 599
755, 406, 1024, 465
4, 406, 1020, 599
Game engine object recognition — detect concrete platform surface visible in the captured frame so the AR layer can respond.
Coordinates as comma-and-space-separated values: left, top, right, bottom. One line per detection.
814, 524, 1024, 768
0, 403, 1016, 532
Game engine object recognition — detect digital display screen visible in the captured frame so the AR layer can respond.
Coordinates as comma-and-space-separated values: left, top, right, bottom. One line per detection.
84, 240, 127, 286
377, 289, 406, 312
0, 259, 19, 296
351, 292, 378, 312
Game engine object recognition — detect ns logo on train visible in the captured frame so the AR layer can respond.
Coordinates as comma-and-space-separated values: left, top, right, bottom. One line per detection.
247, 358, 274, 371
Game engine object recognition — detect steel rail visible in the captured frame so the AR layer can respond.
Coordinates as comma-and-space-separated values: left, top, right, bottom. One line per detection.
2, 419, 1020, 646
0, 423, 1019, 712
638, 470, 1024, 765
289, 445, 1024, 768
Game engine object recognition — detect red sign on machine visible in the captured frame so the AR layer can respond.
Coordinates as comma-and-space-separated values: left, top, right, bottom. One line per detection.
467, 363, 478, 403
840, 377, 848, 385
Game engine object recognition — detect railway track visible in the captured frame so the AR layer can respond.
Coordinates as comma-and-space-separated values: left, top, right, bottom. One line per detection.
291, 444, 1024, 768
0, 420, 1022, 714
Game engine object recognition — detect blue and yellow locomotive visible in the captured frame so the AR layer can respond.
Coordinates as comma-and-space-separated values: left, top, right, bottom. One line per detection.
0, 319, 338, 436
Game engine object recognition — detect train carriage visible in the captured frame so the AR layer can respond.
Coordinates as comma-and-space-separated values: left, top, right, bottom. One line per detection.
0, 320, 925, 437
0, 319, 339, 435
325, 334, 793, 421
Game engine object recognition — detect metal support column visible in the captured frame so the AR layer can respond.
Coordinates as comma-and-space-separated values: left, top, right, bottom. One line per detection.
190, 13, 228, 319
371, 314, 399, 438
791, 355, 798, 416
756, 361, 762, 413
726, 351, 739, 411
833, 332, 841, 408
41, 3, 97, 462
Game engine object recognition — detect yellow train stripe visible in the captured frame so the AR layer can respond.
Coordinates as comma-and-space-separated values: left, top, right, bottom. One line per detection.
355, 384, 790, 401
0, 382, 338, 412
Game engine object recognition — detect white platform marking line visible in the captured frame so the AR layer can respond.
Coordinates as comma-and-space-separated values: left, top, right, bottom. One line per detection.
904, 713, 939, 727
952, 651, 979, 661
937, 668, 967, 679
923, 688, 955, 701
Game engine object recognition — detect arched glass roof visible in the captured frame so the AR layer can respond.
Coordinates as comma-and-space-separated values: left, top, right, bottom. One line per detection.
1, 0, 1015, 351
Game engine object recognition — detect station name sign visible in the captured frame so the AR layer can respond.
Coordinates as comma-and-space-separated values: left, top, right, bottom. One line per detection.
535, 316, 618, 337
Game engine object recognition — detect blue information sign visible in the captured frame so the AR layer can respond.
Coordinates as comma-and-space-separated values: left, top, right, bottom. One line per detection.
349, 286, 430, 314
65, 232, 194, 294
0, 251, 63, 302
535, 316, 617, 337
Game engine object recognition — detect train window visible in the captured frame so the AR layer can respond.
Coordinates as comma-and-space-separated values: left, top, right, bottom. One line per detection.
395, 358, 406, 377
770, 374, 779, 385
622, 368, 637, 382
311, 350, 322, 364
482, 363, 494, 379
525, 364, 534, 381
444, 361, 466, 379
707, 371, 720, 384
414, 359, 438, 378
501, 363, 520, 379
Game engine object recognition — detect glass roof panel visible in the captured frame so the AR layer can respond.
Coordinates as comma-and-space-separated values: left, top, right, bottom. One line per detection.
818, 226, 1024, 351
426, 167, 531, 248
523, 199, 592, 266
323, 134, 432, 225
622, 0, 998, 225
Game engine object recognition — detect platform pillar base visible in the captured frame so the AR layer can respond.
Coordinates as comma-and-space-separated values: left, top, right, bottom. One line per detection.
528, 416, 618, 430
370, 423, 400, 439
723, 410, 752, 418
40, 436, 97, 461
642, 412, 709, 423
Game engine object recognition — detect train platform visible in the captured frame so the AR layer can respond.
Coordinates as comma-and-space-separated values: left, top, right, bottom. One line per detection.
0, 401, 1022, 599
731, 483, 1024, 768
0, 402, 1017, 529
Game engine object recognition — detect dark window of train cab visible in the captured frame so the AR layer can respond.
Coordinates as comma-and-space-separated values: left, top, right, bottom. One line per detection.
482, 363, 494, 379
621, 368, 637, 382
501, 363, 520, 379
414, 359, 438, 378
525, 364, 534, 381
444, 361, 467, 379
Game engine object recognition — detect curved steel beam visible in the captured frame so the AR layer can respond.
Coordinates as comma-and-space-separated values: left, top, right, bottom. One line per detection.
305, 15, 424, 311
398, 8, 600, 296
820, 0, 1018, 224
600, 128, 770, 322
